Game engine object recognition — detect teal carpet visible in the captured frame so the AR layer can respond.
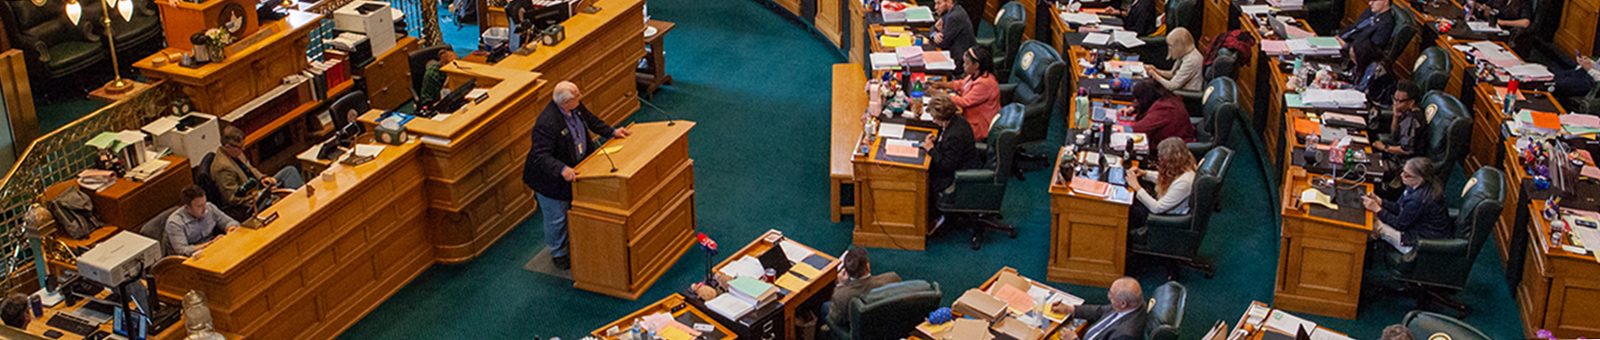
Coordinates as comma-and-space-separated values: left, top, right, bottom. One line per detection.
324, 1, 1526, 339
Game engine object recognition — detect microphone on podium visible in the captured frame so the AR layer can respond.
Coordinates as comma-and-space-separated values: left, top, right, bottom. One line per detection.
638, 97, 677, 126
598, 144, 619, 173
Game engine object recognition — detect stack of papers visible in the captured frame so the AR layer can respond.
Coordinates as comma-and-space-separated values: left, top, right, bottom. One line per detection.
870, 52, 900, 69
1469, 41, 1520, 65
1285, 37, 1342, 55
1083, 32, 1113, 45
904, 6, 935, 22
1112, 30, 1145, 48
718, 255, 767, 279
1506, 63, 1555, 81
706, 293, 757, 320
883, 9, 907, 22
1467, 21, 1502, 33
1240, 4, 1273, 15
880, 34, 914, 48
1060, 11, 1101, 25
1299, 89, 1367, 108
896, 46, 925, 67
953, 289, 1008, 321
1561, 114, 1600, 135
924, 51, 956, 70
1070, 176, 1112, 197
1515, 109, 1563, 135
728, 276, 779, 303
1261, 40, 1290, 55
1267, 0, 1302, 10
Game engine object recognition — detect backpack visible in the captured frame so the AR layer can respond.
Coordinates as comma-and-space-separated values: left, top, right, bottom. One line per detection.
46, 186, 102, 239
1204, 30, 1254, 69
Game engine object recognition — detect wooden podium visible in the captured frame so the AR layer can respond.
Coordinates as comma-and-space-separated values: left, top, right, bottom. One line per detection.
569, 121, 698, 299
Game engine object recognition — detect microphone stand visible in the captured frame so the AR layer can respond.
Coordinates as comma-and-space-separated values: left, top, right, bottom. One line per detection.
637, 97, 677, 126
598, 143, 619, 173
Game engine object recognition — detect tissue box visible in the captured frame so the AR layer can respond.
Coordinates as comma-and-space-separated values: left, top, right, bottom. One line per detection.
540, 25, 566, 46
374, 116, 409, 145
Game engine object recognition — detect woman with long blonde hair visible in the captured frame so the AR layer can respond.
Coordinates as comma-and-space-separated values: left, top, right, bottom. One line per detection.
1125, 137, 1199, 227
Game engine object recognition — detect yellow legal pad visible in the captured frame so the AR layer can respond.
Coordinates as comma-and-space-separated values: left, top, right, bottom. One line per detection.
790, 262, 824, 279
881, 35, 914, 48
775, 273, 809, 292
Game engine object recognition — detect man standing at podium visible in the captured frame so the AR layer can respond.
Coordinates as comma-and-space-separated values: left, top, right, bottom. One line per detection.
523, 81, 632, 270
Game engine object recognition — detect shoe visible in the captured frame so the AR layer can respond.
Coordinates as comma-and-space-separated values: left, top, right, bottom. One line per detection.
553, 255, 571, 270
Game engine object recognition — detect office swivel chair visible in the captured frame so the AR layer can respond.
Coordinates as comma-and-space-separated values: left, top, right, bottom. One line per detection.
138, 206, 183, 256
937, 107, 1021, 250
975, 1, 1026, 81
1419, 91, 1472, 172
1145, 282, 1187, 340
1380, 167, 1503, 318
1385, 5, 1419, 66
1137, 0, 1200, 66
193, 153, 247, 221
1403, 311, 1494, 340
328, 91, 370, 133
998, 40, 1065, 179
1203, 48, 1240, 82
1130, 146, 1232, 279
823, 280, 943, 340
1413, 47, 1452, 93
2, 0, 106, 80
1186, 78, 1241, 157
409, 45, 452, 106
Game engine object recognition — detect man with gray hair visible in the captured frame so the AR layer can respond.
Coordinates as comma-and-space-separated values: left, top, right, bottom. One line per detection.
522, 81, 632, 270
1051, 277, 1147, 340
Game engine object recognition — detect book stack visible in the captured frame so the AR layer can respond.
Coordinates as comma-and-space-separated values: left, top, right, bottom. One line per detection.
728, 276, 779, 304
953, 289, 1008, 321
1266, 0, 1302, 10
896, 46, 925, 67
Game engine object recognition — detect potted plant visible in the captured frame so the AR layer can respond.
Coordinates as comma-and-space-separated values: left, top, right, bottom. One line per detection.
203, 28, 235, 61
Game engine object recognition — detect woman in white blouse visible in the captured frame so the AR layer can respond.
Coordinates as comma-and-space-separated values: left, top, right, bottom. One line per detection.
1142, 27, 1204, 92
1126, 137, 1197, 227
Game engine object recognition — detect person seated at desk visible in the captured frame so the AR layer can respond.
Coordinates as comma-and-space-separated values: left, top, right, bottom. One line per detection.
1552, 55, 1600, 98
1143, 28, 1203, 92
1050, 277, 1147, 340
932, 0, 975, 70
1121, 79, 1196, 143
1343, 44, 1395, 105
1371, 81, 1424, 161
0, 294, 27, 328
523, 81, 633, 270
923, 94, 982, 225
824, 246, 902, 331
1125, 137, 1197, 229
1469, 0, 1531, 28
932, 46, 1000, 140
166, 185, 241, 257
1100, 0, 1159, 37
1337, 0, 1396, 57
1361, 157, 1450, 255
213, 126, 303, 212
417, 47, 459, 106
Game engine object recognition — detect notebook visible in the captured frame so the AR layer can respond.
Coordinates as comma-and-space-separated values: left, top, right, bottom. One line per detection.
1070, 176, 1112, 197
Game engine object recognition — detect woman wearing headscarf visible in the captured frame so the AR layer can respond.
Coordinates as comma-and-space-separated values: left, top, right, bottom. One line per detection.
1143, 27, 1204, 92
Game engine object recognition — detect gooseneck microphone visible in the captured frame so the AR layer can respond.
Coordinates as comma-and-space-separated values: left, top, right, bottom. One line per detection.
638, 97, 677, 126
599, 143, 619, 173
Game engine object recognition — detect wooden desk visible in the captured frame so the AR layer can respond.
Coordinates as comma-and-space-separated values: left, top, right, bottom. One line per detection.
1274, 171, 1374, 319
569, 121, 698, 300
1047, 147, 1133, 287
853, 125, 937, 251
1466, 85, 1563, 173
85, 156, 193, 232
359, 61, 545, 263
637, 20, 677, 98
1516, 201, 1600, 339
831, 64, 868, 223
133, 11, 322, 115
712, 230, 841, 340
494, 0, 647, 126
918, 267, 1083, 340
592, 294, 739, 340
20, 288, 236, 340
159, 141, 430, 339
1555, 0, 1599, 57
87, 80, 150, 103
1229, 301, 1353, 340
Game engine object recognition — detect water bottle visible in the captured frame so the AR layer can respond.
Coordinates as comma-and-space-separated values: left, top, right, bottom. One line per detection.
1504, 79, 1519, 115
1075, 88, 1092, 128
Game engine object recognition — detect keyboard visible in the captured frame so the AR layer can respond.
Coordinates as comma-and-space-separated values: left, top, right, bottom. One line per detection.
46, 313, 97, 336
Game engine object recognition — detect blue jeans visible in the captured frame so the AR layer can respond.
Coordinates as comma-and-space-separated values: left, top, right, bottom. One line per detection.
535, 192, 572, 258
255, 167, 306, 211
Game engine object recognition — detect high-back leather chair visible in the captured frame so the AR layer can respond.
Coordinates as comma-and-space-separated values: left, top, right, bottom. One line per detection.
329, 91, 371, 131
1419, 91, 1472, 171
1383, 167, 1503, 317
81, 0, 162, 55
1203, 48, 1239, 81
1144, 282, 1188, 340
937, 108, 1021, 249
983, 1, 1027, 81
1187, 78, 1240, 156
1136, 0, 1199, 69
410, 45, 451, 102
999, 40, 1065, 157
194, 152, 248, 221
828, 280, 943, 340
1130, 146, 1232, 279
1386, 5, 1419, 65
1412, 46, 1452, 93
1403, 311, 1494, 340
2, 0, 106, 79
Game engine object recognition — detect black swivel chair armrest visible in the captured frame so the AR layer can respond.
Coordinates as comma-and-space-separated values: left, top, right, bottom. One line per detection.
999, 83, 1019, 104
1415, 238, 1470, 257
1145, 213, 1194, 231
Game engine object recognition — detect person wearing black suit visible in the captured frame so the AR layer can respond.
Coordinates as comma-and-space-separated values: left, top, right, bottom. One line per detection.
932, 0, 975, 72
1103, 0, 1159, 37
1052, 277, 1148, 340
1338, 0, 1396, 58
922, 94, 982, 224
522, 81, 633, 270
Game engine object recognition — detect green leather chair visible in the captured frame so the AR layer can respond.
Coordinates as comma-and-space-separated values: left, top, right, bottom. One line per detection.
1418, 91, 1472, 171
1130, 146, 1232, 279
1386, 5, 1419, 65
998, 40, 1065, 177
823, 280, 943, 340
976, 1, 1026, 81
1144, 282, 1187, 340
1403, 311, 1495, 340
1382, 168, 1504, 317
937, 105, 1021, 250
2, 0, 107, 79
1412, 46, 1452, 93
1187, 78, 1241, 157
1304, 0, 1342, 35
1203, 48, 1239, 82
81, 0, 163, 56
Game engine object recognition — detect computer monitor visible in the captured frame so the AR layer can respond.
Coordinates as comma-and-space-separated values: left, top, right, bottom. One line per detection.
756, 243, 793, 278
422, 78, 478, 117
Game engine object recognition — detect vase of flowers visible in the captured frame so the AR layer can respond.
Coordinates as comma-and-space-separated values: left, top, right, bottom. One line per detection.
203, 28, 234, 62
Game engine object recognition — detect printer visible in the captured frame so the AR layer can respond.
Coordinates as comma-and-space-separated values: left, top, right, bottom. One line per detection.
77, 233, 161, 287
333, 0, 397, 57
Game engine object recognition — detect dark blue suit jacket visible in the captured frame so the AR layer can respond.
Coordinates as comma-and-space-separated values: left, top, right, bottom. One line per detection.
1379, 184, 1451, 246
522, 101, 616, 201
1340, 9, 1396, 57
